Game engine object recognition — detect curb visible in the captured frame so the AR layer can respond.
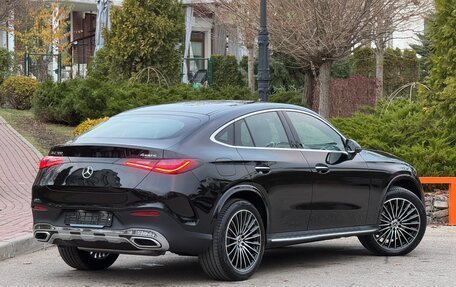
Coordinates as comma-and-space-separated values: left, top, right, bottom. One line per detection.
0, 234, 51, 261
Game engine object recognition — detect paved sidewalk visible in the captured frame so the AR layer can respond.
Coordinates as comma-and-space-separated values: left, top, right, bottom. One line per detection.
0, 116, 42, 241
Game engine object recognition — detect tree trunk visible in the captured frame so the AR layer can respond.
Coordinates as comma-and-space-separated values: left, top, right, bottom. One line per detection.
375, 48, 385, 101
318, 61, 332, 118
302, 70, 314, 107
248, 46, 255, 93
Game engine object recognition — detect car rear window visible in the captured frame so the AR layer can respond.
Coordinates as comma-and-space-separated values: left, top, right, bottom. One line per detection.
78, 115, 201, 140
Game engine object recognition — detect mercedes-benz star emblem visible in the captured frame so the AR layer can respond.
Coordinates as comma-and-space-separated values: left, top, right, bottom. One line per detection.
82, 166, 94, 179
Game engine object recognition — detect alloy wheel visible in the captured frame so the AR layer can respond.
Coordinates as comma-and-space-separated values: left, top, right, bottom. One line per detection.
374, 198, 421, 250
225, 210, 262, 273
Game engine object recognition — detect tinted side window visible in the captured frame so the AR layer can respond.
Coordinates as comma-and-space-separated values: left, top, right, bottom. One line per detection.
215, 124, 234, 145
235, 119, 254, 147
286, 112, 345, 151
244, 112, 291, 148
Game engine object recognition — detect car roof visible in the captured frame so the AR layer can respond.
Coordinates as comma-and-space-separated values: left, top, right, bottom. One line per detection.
121, 100, 319, 118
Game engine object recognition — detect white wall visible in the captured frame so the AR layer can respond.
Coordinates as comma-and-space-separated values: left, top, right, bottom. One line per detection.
390, 16, 425, 50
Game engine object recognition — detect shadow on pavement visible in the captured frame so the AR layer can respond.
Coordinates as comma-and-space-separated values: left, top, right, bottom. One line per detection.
52, 242, 373, 285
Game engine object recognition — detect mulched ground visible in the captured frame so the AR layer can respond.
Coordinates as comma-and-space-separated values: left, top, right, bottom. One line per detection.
12, 116, 71, 151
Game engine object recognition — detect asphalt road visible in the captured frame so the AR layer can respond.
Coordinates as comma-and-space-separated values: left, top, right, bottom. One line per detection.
0, 226, 454, 287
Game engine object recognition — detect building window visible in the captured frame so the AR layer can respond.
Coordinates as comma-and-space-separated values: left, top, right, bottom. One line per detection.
190, 32, 205, 72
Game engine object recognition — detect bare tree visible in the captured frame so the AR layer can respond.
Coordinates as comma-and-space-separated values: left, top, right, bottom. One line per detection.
371, 0, 432, 100
214, 0, 431, 117
0, 0, 32, 29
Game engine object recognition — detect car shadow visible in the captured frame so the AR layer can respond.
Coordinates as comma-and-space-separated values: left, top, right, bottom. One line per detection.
56, 242, 373, 285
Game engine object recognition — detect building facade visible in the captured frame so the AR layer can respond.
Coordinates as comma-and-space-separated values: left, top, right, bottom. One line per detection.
0, 0, 246, 81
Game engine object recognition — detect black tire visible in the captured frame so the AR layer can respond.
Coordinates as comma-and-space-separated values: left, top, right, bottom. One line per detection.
199, 199, 265, 281
359, 186, 426, 256
58, 246, 119, 270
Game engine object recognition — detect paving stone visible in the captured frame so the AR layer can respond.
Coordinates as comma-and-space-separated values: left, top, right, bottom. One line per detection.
0, 117, 42, 241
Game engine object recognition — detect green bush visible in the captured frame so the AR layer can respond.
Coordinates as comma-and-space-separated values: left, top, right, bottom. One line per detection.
332, 96, 456, 176
33, 80, 85, 125
211, 55, 244, 88
102, 0, 184, 82
331, 55, 353, 79
87, 48, 110, 81
0, 48, 13, 85
33, 78, 256, 125
269, 91, 304, 106
239, 54, 305, 92
352, 47, 375, 78
1, 76, 38, 110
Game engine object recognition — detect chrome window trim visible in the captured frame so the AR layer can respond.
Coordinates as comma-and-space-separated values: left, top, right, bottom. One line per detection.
209, 108, 348, 154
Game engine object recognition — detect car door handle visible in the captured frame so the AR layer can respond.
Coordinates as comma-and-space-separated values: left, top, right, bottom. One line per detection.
255, 166, 271, 174
315, 164, 330, 174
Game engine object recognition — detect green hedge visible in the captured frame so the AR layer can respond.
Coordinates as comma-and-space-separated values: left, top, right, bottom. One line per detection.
269, 91, 303, 106
332, 91, 456, 176
32, 79, 255, 125
211, 55, 244, 88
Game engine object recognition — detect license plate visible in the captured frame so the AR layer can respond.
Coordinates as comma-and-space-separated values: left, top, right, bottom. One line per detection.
65, 211, 113, 228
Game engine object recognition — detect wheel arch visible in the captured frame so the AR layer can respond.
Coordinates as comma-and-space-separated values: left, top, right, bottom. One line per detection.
375, 174, 424, 225
386, 174, 424, 202
213, 184, 269, 232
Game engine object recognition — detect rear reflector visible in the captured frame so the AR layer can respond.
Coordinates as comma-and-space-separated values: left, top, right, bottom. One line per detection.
131, 210, 160, 217
124, 159, 199, 174
32, 205, 48, 211
39, 156, 64, 170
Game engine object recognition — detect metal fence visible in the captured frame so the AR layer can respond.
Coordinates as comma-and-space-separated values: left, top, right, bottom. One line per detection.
24, 53, 62, 82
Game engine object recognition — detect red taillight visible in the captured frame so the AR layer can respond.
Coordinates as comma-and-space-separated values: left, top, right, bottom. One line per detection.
32, 205, 48, 211
39, 156, 64, 170
124, 159, 199, 174
131, 210, 160, 217
154, 159, 197, 174
124, 159, 159, 171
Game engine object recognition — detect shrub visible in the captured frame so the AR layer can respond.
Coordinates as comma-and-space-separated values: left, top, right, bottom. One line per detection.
352, 47, 375, 78
211, 55, 244, 88
239, 53, 305, 92
332, 96, 456, 176
0, 48, 13, 85
102, 0, 184, 82
33, 78, 256, 125
0, 76, 38, 110
33, 80, 82, 125
331, 55, 353, 79
73, 117, 109, 137
269, 91, 304, 106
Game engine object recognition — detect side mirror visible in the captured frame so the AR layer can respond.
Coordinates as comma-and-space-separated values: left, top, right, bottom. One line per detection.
346, 139, 362, 155
326, 152, 349, 165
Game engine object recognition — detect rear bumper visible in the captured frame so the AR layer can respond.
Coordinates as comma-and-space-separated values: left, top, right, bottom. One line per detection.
32, 206, 212, 255
33, 222, 211, 256
34, 224, 169, 255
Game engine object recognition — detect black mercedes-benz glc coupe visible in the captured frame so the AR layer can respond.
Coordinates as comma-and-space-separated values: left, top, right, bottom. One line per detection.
32, 101, 426, 281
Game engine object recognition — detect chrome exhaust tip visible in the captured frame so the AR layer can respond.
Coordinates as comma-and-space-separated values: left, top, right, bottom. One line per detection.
130, 237, 161, 249
34, 231, 51, 242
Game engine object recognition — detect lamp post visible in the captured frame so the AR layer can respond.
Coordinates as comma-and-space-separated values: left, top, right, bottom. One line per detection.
257, 0, 270, 102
